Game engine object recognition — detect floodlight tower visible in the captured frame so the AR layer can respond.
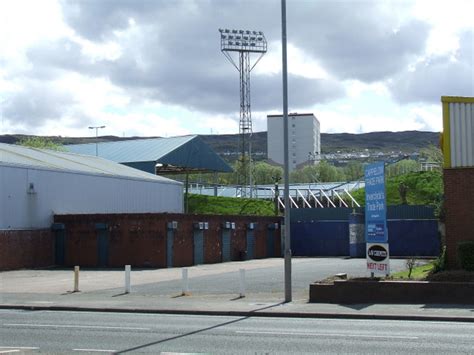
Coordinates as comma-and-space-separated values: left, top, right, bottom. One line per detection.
219, 28, 267, 196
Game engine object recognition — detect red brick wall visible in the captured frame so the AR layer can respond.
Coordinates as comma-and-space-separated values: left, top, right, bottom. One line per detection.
444, 168, 474, 268
0, 229, 54, 270
54, 213, 282, 268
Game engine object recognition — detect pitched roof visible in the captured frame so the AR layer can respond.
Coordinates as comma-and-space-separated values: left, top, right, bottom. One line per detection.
65, 135, 233, 174
0, 143, 181, 185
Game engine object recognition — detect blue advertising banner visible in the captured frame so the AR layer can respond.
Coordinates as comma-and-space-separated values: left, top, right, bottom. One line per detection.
365, 162, 388, 243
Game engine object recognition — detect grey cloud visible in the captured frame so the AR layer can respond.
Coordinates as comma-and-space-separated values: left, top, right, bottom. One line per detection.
3, 83, 76, 127
389, 31, 474, 103
14, 0, 436, 126
25, 38, 100, 79
288, 2, 430, 82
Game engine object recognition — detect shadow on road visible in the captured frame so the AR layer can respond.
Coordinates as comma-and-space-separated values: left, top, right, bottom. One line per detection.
114, 302, 285, 354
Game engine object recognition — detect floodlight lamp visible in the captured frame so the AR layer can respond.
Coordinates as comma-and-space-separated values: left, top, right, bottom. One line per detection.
257, 37, 263, 41
236, 35, 241, 40
228, 35, 233, 39
243, 42, 248, 46
221, 34, 226, 39
219, 28, 223, 33
250, 43, 256, 46
253, 31, 257, 34
239, 30, 244, 33
232, 29, 237, 33
250, 36, 255, 41
225, 29, 230, 33
236, 41, 240, 45
259, 31, 263, 35
246, 30, 250, 34
228, 41, 233, 45
243, 36, 248, 40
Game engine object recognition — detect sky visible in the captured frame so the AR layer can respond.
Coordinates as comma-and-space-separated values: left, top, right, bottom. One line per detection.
0, 0, 472, 138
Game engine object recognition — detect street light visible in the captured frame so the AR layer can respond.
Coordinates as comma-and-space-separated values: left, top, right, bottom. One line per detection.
281, 0, 292, 303
88, 125, 105, 156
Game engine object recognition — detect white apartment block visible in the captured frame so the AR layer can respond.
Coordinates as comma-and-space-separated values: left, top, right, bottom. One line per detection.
267, 113, 321, 171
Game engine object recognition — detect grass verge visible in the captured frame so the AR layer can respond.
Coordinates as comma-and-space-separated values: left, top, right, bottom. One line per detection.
389, 261, 434, 280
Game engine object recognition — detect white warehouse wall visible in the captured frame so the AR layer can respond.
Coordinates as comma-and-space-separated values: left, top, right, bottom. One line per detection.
0, 164, 183, 230
267, 113, 321, 171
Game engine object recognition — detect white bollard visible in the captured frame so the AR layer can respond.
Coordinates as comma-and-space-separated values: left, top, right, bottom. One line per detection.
182, 268, 189, 295
73, 266, 80, 292
125, 265, 131, 294
239, 268, 246, 298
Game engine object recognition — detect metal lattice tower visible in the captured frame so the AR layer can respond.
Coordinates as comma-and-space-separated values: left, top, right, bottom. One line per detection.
219, 28, 267, 196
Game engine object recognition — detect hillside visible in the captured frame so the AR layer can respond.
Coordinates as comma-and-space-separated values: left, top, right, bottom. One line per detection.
199, 130, 439, 157
0, 130, 439, 160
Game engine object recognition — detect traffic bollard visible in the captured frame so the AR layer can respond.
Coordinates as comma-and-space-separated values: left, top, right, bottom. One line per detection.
73, 266, 80, 292
239, 268, 246, 298
125, 265, 131, 294
182, 268, 189, 295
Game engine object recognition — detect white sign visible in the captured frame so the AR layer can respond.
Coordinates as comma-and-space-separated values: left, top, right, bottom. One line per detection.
366, 243, 390, 276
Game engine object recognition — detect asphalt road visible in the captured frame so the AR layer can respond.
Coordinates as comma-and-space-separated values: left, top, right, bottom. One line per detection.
2, 309, 472, 354
118, 257, 409, 296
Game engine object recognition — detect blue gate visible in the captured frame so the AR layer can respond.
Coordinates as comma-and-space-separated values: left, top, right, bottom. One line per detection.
193, 230, 204, 265
222, 230, 231, 262
95, 223, 109, 267
167, 230, 174, 267
246, 230, 255, 260
292, 220, 349, 256
52, 223, 65, 266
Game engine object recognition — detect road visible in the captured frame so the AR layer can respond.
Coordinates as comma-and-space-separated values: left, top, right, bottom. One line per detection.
1, 310, 473, 354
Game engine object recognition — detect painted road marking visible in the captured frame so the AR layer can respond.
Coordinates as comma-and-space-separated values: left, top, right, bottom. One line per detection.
4, 323, 150, 331
0, 347, 39, 354
73, 349, 116, 353
235, 330, 419, 340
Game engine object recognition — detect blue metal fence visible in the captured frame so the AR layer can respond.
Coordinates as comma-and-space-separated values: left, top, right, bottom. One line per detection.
291, 206, 440, 257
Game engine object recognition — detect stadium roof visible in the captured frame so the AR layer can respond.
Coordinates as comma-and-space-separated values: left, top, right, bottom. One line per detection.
0, 143, 180, 185
65, 135, 233, 174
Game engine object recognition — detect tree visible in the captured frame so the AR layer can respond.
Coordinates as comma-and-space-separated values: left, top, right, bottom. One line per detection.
420, 144, 443, 165
17, 137, 65, 151
344, 161, 363, 181
386, 159, 419, 177
252, 162, 283, 185
317, 160, 345, 182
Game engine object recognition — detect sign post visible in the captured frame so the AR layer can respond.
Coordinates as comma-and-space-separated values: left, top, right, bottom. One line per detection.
364, 162, 390, 276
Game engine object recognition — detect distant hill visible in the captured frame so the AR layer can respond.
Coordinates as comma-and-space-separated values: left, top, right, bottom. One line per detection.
0, 130, 439, 161
199, 131, 440, 158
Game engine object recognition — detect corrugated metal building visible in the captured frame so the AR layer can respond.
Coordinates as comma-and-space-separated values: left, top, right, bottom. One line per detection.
442, 96, 474, 168
0, 143, 183, 229
441, 96, 474, 268
65, 135, 233, 174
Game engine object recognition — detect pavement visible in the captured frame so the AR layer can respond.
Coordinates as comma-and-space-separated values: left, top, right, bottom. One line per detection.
1, 258, 473, 322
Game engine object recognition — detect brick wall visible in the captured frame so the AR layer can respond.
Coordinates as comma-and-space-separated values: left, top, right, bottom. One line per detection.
54, 213, 282, 268
444, 168, 474, 268
0, 229, 54, 270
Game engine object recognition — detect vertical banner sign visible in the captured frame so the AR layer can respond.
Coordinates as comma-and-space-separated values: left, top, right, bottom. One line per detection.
364, 162, 390, 275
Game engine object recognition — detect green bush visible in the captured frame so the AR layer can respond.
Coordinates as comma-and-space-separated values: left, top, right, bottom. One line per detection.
457, 241, 474, 271
432, 246, 446, 274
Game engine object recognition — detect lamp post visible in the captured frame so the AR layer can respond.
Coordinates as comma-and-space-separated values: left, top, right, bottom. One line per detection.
88, 125, 105, 156
281, 0, 292, 303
